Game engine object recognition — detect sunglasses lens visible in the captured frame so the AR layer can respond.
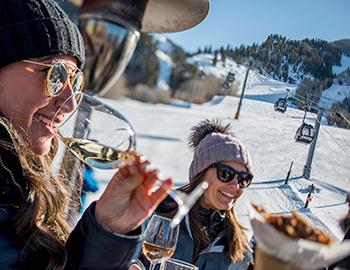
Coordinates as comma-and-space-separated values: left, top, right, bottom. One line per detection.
71, 72, 84, 95
217, 166, 235, 183
238, 173, 253, 188
47, 62, 68, 96
214, 164, 253, 188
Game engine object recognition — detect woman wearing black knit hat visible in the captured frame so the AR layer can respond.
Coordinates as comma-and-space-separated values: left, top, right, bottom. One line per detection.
0, 0, 172, 269
133, 119, 254, 270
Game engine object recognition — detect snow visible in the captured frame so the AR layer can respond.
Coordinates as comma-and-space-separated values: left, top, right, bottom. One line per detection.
187, 54, 299, 103
82, 91, 350, 243
153, 51, 349, 108
152, 33, 174, 55
333, 55, 350, 76
155, 49, 173, 90
152, 34, 175, 91
320, 84, 350, 109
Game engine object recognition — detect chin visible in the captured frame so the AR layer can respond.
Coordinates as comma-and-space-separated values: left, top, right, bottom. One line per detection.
217, 201, 235, 211
30, 138, 53, 156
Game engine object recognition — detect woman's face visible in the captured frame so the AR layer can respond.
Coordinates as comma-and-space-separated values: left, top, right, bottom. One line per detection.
0, 55, 79, 155
200, 160, 246, 211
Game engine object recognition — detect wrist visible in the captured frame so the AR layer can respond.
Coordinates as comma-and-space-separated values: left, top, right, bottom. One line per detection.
94, 201, 135, 235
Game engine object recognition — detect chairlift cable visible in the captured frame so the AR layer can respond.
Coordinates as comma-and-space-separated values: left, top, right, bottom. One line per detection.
293, 95, 348, 127
309, 114, 350, 160
335, 111, 350, 126
293, 95, 350, 122
293, 91, 345, 104
292, 95, 350, 145
305, 92, 344, 103
293, 93, 339, 111
292, 95, 323, 112
292, 95, 336, 114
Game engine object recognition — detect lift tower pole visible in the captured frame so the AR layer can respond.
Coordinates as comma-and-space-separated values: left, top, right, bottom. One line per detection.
234, 67, 250, 120
303, 109, 323, 179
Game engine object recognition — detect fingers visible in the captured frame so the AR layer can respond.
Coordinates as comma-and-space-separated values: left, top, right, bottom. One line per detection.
143, 169, 159, 192
110, 154, 171, 205
110, 155, 154, 189
149, 178, 173, 206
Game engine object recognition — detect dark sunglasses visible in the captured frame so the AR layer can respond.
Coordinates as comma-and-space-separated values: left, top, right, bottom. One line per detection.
211, 163, 253, 188
22, 59, 84, 98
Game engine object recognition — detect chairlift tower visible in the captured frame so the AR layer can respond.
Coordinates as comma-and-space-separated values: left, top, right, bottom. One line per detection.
234, 67, 250, 119
303, 109, 324, 179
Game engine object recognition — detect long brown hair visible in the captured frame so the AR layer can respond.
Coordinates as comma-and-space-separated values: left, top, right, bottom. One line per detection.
178, 170, 250, 262
0, 117, 79, 269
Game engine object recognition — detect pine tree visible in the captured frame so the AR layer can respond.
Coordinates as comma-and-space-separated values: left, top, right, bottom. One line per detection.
213, 51, 218, 66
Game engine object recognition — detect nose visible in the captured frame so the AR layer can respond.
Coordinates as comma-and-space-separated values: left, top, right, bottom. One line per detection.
227, 178, 243, 197
227, 177, 240, 190
54, 81, 79, 114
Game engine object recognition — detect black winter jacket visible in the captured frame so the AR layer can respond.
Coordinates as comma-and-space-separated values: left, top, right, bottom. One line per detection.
0, 122, 139, 269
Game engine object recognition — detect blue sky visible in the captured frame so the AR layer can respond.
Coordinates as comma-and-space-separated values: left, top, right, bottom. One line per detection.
165, 0, 350, 52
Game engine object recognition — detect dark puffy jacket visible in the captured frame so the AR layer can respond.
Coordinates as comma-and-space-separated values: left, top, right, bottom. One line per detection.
0, 122, 139, 269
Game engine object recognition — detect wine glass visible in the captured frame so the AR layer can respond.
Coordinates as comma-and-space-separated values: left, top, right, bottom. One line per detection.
142, 214, 179, 270
160, 258, 198, 270
51, 93, 209, 226
52, 93, 136, 169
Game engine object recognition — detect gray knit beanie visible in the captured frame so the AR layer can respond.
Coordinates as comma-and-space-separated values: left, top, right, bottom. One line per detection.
0, 0, 85, 68
189, 119, 253, 181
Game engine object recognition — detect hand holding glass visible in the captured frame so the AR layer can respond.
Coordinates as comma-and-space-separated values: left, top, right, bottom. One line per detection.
51, 93, 208, 226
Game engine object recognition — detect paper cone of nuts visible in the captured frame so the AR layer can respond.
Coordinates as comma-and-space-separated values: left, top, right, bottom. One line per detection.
250, 204, 350, 270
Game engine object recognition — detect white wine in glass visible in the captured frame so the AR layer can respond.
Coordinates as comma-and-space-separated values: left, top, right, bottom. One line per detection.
142, 214, 179, 270
52, 93, 136, 169
142, 242, 175, 262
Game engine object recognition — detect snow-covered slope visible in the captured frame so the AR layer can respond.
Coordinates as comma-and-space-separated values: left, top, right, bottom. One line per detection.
320, 84, 350, 109
83, 93, 350, 242
151, 37, 350, 107
333, 55, 350, 76
188, 53, 298, 103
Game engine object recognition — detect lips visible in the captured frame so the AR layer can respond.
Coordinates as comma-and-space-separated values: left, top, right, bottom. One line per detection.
219, 190, 236, 200
34, 114, 60, 130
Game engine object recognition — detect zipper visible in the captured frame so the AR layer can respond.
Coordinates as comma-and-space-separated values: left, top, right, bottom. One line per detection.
0, 153, 25, 199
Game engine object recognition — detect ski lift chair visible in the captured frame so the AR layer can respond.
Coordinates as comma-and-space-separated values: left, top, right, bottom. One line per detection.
274, 89, 290, 113
274, 98, 288, 113
294, 123, 315, 144
294, 109, 315, 144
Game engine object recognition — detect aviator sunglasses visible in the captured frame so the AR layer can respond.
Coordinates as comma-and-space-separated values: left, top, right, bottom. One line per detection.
211, 163, 253, 188
22, 59, 84, 98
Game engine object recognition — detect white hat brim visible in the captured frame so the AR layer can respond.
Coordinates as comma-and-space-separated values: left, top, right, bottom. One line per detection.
141, 0, 210, 33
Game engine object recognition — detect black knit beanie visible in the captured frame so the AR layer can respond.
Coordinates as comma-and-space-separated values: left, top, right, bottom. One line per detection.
0, 0, 85, 68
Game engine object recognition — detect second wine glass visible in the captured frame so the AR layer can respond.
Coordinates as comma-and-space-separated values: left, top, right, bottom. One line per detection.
142, 214, 179, 270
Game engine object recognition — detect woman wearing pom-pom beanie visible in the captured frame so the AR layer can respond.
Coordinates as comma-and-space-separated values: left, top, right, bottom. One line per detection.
135, 119, 254, 270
